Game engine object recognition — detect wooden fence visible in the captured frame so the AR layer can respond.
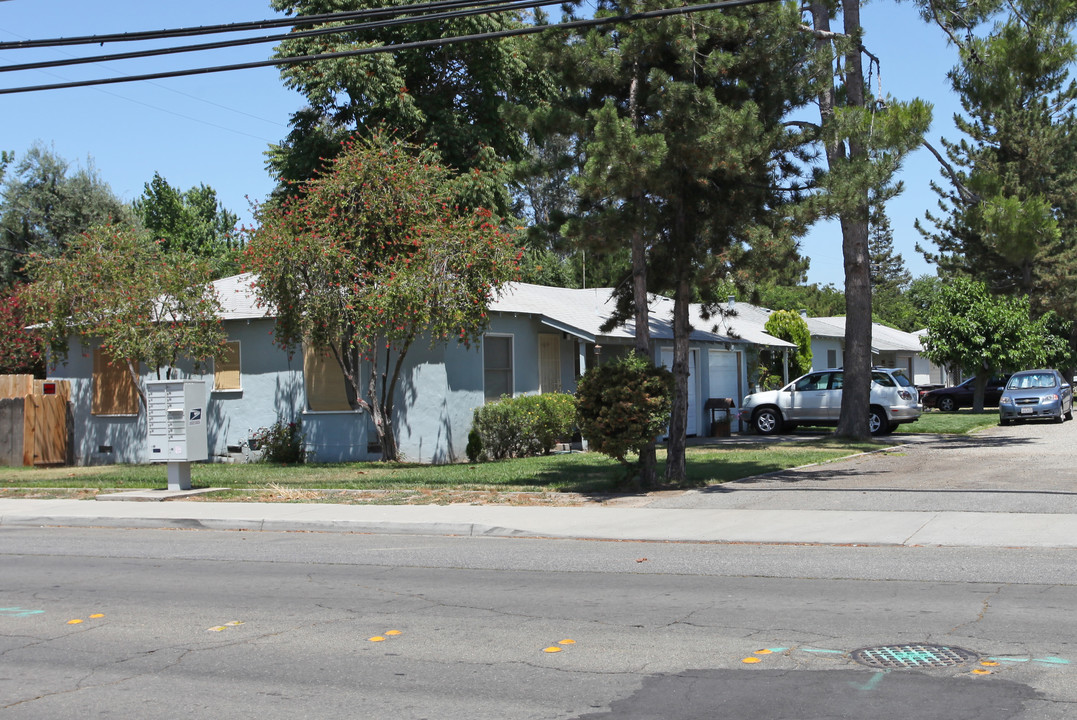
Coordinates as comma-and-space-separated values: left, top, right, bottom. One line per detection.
0, 375, 71, 466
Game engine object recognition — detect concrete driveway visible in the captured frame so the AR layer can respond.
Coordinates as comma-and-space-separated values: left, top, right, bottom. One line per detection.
650, 420, 1077, 513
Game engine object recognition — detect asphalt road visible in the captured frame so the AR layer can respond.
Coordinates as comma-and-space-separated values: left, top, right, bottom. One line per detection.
652, 419, 1077, 512
2, 527, 1075, 719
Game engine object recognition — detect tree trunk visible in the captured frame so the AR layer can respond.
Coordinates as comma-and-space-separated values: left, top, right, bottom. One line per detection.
973, 373, 988, 413
665, 274, 692, 484
628, 66, 658, 490
812, 0, 872, 440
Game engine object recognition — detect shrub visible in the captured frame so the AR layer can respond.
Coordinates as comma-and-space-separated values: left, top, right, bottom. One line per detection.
252, 418, 306, 464
470, 393, 577, 460
575, 354, 674, 466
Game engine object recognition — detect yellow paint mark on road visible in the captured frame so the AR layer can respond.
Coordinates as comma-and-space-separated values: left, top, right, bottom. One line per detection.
208, 626, 227, 632
89, 614, 105, 619
385, 630, 402, 636
559, 639, 576, 645
67, 619, 82, 625
742, 657, 762, 664
981, 660, 1000, 667
755, 649, 773, 655
369, 636, 386, 642
972, 668, 992, 675
224, 621, 244, 627
543, 646, 562, 653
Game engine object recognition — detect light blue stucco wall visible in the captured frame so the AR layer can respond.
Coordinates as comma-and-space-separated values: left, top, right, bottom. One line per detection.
53, 310, 754, 465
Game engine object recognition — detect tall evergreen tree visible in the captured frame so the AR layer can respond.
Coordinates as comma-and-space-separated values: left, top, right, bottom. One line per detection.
556, 0, 815, 484
803, 0, 931, 439
916, 0, 1077, 350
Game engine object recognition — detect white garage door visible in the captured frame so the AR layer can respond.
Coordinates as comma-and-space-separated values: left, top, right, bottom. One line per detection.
708, 350, 742, 432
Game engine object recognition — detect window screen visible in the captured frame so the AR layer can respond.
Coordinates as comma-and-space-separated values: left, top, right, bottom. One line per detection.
484, 335, 513, 402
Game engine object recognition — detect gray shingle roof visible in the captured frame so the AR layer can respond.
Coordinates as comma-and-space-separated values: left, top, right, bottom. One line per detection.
210, 275, 795, 349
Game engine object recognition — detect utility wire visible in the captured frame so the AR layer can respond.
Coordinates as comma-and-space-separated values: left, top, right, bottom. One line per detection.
0, 0, 779, 95
0, 0, 543, 49
0, 0, 558, 74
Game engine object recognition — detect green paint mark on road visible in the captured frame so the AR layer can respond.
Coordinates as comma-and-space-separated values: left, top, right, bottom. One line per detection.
850, 672, 887, 691
0, 607, 44, 618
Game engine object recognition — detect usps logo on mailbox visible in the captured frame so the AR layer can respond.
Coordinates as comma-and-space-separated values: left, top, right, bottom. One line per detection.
189, 408, 202, 425
42, 382, 57, 395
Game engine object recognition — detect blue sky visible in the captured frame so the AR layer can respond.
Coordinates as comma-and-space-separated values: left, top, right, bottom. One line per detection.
1, 0, 961, 287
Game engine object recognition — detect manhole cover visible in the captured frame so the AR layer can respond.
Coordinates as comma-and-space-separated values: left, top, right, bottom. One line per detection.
851, 644, 979, 669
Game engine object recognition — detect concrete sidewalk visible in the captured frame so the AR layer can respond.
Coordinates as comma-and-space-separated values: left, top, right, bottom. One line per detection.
2, 498, 1076, 548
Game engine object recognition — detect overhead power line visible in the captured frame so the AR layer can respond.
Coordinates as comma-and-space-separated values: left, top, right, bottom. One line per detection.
0, 0, 557, 75
0, 0, 779, 96
0, 0, 539, 49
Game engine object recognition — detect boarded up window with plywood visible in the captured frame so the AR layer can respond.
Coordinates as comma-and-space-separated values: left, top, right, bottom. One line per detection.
538, 335, 561, 393
304, 346, 356, 411
92, 349, 139, 416
214, 341, 242, 391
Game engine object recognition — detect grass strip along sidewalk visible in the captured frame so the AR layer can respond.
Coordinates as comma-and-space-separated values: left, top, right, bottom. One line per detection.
0, 412, 997, 505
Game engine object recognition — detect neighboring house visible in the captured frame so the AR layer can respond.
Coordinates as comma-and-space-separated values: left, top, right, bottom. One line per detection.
803, 316, 945, 386
48, 278, 794, 465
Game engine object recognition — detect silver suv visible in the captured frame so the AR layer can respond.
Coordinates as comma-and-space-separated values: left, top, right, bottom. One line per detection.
740, 368, 922, 436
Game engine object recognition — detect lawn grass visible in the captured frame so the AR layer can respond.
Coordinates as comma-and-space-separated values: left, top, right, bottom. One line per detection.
894, 409, 1001, 435
0, 438, 880, 499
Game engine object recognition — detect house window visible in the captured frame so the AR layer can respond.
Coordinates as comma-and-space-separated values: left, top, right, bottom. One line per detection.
304, 345, 355, 412
538, 334, 561, 393
92, 348, 139, 416
827, 349, 838, 368
484, 335, 513, 402
214, 341, 241, 391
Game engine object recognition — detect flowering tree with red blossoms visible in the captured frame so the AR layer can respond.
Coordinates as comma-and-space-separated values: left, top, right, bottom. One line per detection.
0, 287, 45, 376
25, 224, 227, 409
246, 134, 520, 461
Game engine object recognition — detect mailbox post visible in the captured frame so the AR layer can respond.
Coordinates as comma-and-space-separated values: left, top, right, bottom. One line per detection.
146, 380, 208, 491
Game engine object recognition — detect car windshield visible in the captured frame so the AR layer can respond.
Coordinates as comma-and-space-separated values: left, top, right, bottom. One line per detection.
1007, 373, 1056, 389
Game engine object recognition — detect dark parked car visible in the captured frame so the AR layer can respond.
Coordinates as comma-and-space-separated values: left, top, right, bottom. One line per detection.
999, 369, 1073, 425
921, 375, 1010, 411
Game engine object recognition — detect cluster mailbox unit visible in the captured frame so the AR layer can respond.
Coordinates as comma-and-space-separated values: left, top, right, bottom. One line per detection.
146, 380, 207, 490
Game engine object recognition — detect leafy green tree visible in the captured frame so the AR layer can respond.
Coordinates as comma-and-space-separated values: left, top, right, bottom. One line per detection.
916, 0, 1077, 352
921, 277, 1068, 411
558, 0, 815, 484
246, 134, 519, 462
752, 283, 846, 318
763, 310, 813, 382
268, 0, 544, 214
0, 145, 130, 285
132, 173, 240, 276
25, 224, 227, 409
803, 0, 932, 439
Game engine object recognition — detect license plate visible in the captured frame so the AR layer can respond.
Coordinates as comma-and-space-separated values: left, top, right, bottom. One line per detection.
1020, 407, 1034, 415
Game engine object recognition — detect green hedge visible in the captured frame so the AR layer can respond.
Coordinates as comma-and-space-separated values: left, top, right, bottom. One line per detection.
469, 393, 577, 461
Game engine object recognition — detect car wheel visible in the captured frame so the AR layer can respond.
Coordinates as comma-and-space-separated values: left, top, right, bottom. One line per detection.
868, 406, 888, 436
937, 396, 957, 412
1066, 408, 1073, 421
753, 407, 782, 435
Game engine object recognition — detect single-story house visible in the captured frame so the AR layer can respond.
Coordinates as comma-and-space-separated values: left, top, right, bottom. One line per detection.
48, 277, 794, 465
803, 315, 943, 386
